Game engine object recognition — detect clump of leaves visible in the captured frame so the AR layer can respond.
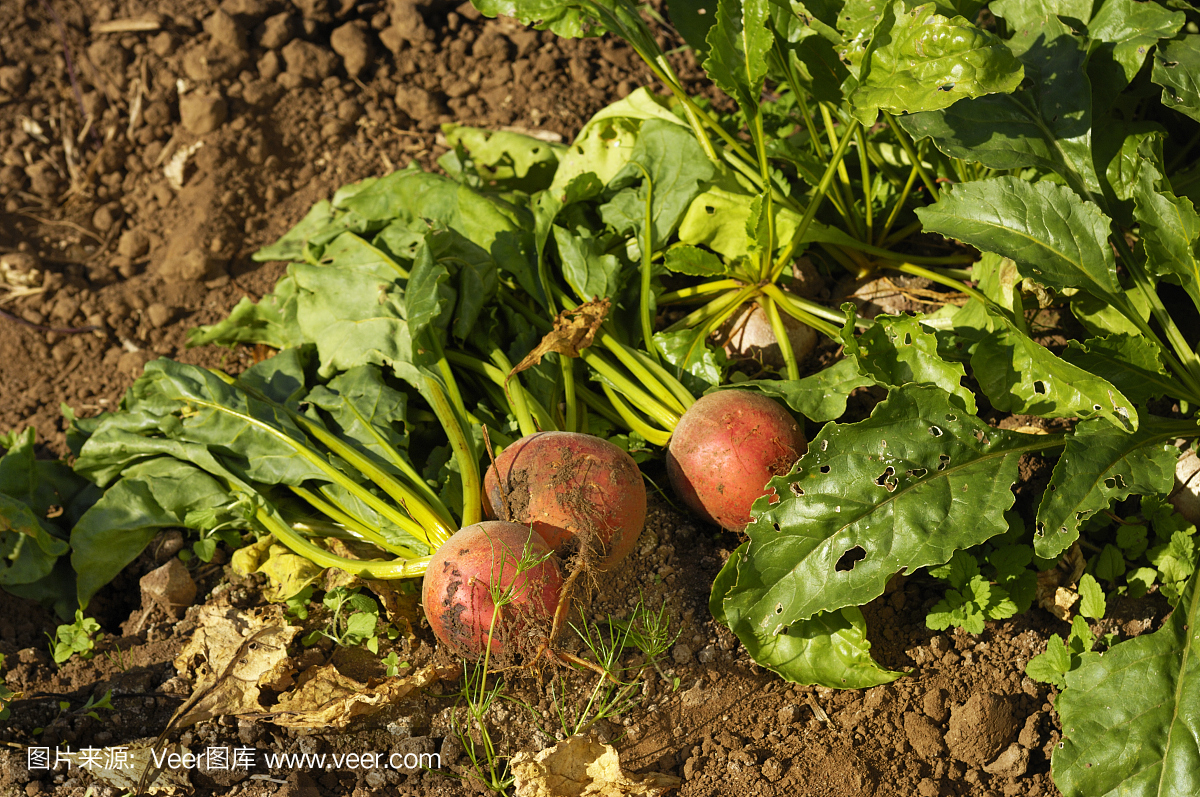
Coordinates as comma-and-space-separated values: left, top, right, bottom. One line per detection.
49, 610, 102, 665
303, 587, 384, 653
381, 651, 409, 677
1026, 615, 1099, 692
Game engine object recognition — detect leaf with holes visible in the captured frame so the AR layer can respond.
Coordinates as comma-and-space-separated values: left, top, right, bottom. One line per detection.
1152, 35, 1200, 124
710, 544, 903, 688
1035, 418, 1182, 560
717, 385, 1044, 639
849, 1, 1023, 124
841, 310, 976, 414
1053, 570, 1200, 796
967, 304, 1138, 431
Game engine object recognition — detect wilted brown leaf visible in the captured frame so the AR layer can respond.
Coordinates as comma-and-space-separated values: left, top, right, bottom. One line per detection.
259, 663, 456, 729
511, 734, 680, 797
171, 604, 297, 728
509, 298, 611, 381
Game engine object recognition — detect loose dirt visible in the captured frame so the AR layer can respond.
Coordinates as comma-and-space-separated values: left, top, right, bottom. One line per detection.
0, 1, 1172, 796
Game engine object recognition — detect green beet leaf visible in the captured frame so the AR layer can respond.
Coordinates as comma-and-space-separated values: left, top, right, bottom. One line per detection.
1152, 35, 1200, 123
1136, 186, 1200, 316
703, 0, 772, 120
840, 310, 976, 414
304, 366, 412, 475
967, 304, 1137, 430
439, 124, 564, 193
1061, 335, 1175, 407
1088, 0, 1185, 84
71, 457, 251, 607
663, 245, 726, 277
599, 120, 716, 248
918, 177, 1122, 305
711, 544, 903, 688
719, 385, 1041, 633
728, 357, 877, 423
849, 2, 1023, 124
1035, 418, 1181, 559
1054, 570, 1200, 796
900, 22, 1096, 194
988, 0, 1092, 32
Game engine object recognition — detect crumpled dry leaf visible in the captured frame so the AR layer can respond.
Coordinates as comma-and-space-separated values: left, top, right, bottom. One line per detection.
58, 740, 190, 795
511, 734, 681, 797
509, 298, 610, 381
230, 535, 324, 602
171, 603, 297, 728
1036, 542, 1086, 621
257, 663, 456, 729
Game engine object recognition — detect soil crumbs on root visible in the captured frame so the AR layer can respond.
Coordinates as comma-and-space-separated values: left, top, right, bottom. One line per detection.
0, 0, 1174, 796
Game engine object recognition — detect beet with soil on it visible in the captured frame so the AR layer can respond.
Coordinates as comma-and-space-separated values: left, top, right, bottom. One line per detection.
482, 431, 647, 569
666, 390, 808, 532
421, 521, 563, 659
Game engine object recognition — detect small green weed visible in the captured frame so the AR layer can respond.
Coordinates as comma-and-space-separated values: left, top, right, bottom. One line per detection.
49, 610, 102, 666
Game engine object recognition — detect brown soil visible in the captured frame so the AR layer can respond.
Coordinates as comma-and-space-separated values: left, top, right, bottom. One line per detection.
0, 2, 1170, 797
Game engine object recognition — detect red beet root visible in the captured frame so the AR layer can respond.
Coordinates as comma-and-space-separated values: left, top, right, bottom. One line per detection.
666, 391, 808, 532
421, 521, 562, 658
482, 431, 647, 568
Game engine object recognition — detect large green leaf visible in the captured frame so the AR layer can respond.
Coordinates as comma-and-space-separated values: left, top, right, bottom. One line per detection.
304, 366, 411, 475
1035, 418, 1181, 559
0, 494, 69, 586
719, 385, 1039, 630
132, 359, 331, 487
1089, 0, 1185, 84
0, 429, 94, 598
187, 275, 303, 350
471, 0, 601, 37
704, 0, 772, 119
1152, 35, 1200, 123
967, 304, 1137, 430
599, 120, 716, 248
555, 225, 623, 299
1061, 335, 1176, 406
289, 263, 420, 382
841, 311, 977, 413
917, 177, 1122, 304
849, 2, 1023, 124
729, 357, 877, 422
712, 544, 904, 688
1136, 187, 1200, 313
1054, 568, 1200, 796
988, 0, 1092, 31
439, 124, 565, 193
899, 24, 1097, 194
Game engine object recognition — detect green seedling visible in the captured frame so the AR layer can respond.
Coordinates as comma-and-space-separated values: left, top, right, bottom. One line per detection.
49, 610, 102, 666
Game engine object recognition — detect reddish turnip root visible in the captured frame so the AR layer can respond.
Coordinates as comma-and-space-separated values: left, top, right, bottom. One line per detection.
1170, 448, 1200, 525
482, 431, 647, 568
666, 391, 808, 532
421, 521, 562, 658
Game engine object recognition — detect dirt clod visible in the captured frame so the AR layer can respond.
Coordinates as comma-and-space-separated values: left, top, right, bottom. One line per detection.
140, 558, 198, 617
946, 693, 1020, 766
180, 91, 229, 135
904, 711, 947, 758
